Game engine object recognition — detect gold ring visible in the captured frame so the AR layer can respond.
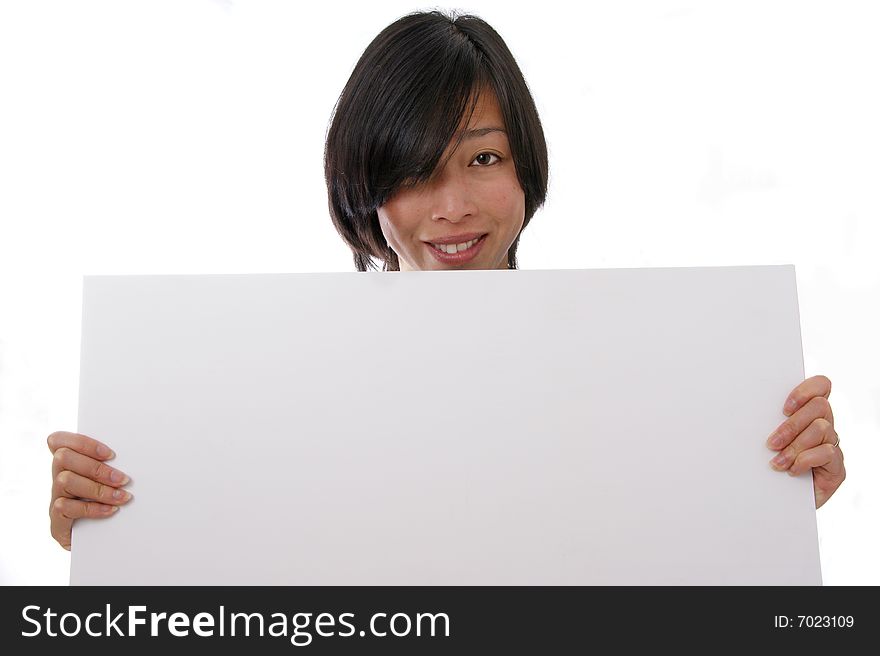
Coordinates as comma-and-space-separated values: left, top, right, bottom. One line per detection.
831, 435, 840, 448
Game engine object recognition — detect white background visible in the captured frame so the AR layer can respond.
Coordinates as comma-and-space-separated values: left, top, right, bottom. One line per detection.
0, 0, 877, 584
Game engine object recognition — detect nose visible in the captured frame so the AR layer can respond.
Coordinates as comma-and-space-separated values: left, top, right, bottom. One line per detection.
428, 166, 477, 224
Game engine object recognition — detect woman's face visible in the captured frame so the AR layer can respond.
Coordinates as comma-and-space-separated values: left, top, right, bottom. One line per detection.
377, 89, 526, 271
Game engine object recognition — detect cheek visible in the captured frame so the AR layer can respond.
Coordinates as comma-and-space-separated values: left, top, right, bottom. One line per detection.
378, 196, 424, 244
486, 180, 526, 228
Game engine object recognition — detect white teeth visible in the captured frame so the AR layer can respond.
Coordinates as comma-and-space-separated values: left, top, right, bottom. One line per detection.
432, 237, 479, 254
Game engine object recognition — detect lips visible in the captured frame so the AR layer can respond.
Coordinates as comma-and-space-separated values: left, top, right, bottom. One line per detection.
424, 233, 488, 265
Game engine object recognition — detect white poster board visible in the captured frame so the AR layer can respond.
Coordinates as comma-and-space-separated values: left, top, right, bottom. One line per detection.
71, 267, 821, 585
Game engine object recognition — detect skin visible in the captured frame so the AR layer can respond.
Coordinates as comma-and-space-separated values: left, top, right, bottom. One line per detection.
47, 98, 846, 551
48, 431, 132, 550
766, 374, 844, 509
378, 90, 525, 272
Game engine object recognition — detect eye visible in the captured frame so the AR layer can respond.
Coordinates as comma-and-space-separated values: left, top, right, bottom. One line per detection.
470, 152, 501, 167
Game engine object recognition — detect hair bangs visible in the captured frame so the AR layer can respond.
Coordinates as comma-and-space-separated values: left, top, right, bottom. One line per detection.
369, 38, 488, 208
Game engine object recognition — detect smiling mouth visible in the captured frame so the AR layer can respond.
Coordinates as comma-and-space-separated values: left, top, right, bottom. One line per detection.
427, 235, 486, 254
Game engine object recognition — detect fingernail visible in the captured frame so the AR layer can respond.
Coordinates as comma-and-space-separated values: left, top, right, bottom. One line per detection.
784, 398, 797, 415
771, 452, 787, 467
97, 444, 114, 459
111, 489, 131, 501
109, 470, 129, 485
787, 469, 798, 477
767, 434, 784, 449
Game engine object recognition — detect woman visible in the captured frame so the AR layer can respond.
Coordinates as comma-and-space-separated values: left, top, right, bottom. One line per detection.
46, 10, 845, 551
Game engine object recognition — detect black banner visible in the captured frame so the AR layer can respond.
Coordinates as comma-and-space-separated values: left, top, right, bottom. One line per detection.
1, 585, 874, 653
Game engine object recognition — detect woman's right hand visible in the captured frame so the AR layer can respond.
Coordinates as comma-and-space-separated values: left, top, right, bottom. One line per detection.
47, 431, 133, 550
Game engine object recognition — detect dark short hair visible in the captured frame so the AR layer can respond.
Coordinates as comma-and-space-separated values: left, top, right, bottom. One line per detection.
324, 10, 549, 271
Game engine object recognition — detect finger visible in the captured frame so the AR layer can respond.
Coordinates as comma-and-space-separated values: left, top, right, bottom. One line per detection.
787, 441, 845, 478
783, 375, 832, 417
53, 470, 132, 506
814, 454, 846, 509
52, 447, 130, 487
47, 431, 114, 461
50, 497, 119, 550
767, 395, 834, 450
769, 417, 835, 471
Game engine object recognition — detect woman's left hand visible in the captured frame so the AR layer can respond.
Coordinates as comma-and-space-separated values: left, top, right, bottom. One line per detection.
766, 375, 845, 509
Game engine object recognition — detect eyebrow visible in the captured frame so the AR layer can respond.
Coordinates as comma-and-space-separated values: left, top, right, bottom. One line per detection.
458, 127, 507, 140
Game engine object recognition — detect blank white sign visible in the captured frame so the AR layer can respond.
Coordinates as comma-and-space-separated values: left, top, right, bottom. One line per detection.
71, 267, 821, 585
